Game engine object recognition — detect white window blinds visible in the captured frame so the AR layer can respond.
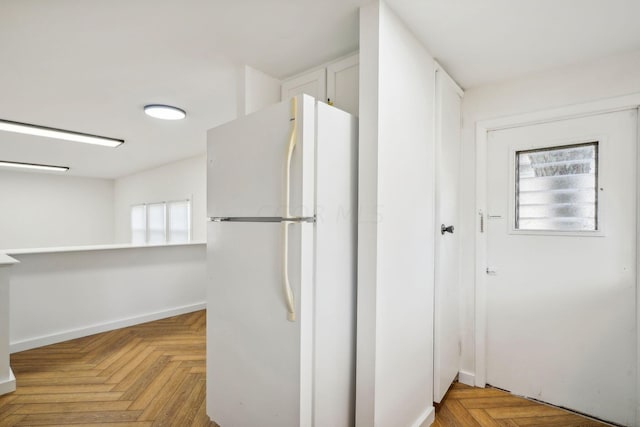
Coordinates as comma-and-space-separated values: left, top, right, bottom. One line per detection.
168, 200, 191, 243
131, 204, 147, 245
147, 203, 166, 244
130, 199, 191, 244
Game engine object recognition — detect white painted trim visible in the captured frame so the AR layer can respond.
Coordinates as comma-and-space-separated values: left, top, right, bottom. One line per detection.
0, 369, 15, 396
434, 61, 464, 98
432, 64, 443, 404
10, 302, 206, 353
474, 93, 640, 420
474, 121, 488, 388
411, 406, 435, 427
458, 370, 475, 387
636, 107, 640, 427
478, 93, 640, 132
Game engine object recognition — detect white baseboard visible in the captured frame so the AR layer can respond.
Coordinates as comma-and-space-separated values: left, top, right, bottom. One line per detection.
412, 406, 435, 427
458, 370, 475, 386
0, 369, 16, 396
10, 302, 207, 353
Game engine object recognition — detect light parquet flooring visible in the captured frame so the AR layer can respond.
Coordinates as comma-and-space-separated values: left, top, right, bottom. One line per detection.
433, 382, 609, 427
0, 310, 215, 426
0, 311, 612, 427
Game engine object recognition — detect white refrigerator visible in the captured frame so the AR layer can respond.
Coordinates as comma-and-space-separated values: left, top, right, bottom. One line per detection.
206, 95, 357, 427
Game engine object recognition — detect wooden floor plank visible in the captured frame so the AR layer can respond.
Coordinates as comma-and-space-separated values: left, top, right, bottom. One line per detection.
44, 423, 152, 427
485, 405, 572, 419
119, 355, 171, 401
436, 383, 609, 427
17, 376, 109, 386
15, 410, 143, 425
13, 384, 116, 395
136, 367, 192, 421
460, 396, 539, 409
92, 336, 142, 370
105, 346, 156, 386
513, 414, 606, 427
12, 392, 125, 404
468, 408, 503, 427
0, 414, 26, 427
95, 338, 145, 374
150, 373, 201, 427
111, 350, 163, 392
128, 361, 181, 411
170, 378, 207, 427
13, 400, 133, 415
15, 370, 105, 380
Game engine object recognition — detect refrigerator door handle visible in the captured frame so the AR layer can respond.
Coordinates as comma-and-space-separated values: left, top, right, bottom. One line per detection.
282, 97, 298, 322
282, 221, 296, 322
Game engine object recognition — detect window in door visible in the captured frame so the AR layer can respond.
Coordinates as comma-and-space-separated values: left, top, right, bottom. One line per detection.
515, 142, 598, 232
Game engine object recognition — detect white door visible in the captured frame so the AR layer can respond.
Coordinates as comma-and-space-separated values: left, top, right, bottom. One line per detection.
207, 221, 314, 427
207, 95, 316, 219
433, 69, 463, 402
485, 109, 637, 426
327, 54, 359, 116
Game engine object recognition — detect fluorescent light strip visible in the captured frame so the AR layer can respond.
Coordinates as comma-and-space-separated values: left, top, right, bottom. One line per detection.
0, 119, 124, 148
0, 160, 69, 172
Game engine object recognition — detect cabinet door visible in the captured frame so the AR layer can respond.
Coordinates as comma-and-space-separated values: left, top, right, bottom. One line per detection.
327, 54, 359, 116
281, 69, 326, 101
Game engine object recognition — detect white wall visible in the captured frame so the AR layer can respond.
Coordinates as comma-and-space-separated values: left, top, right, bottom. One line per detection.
8, 244, 206, 352
459, 49, 640, 380
0, 170, 114, 250
114, 155, 207, 243
237, 65, 281, 116
358, 2, 436, 426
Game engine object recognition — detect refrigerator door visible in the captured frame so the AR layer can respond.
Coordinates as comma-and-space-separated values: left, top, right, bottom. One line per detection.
207, 95, 316, 219
206, 220, 314, 427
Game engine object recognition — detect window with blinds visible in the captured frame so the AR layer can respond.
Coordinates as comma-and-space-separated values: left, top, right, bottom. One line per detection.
147, 203, 166, 244
130, 199, 192, 244
515, 142, 598, 232
168, 200, 191, 243
131, 204, 147, 245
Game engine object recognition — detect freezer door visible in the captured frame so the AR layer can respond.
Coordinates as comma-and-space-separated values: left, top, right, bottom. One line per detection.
206, 221, 314, 427
207, 95, 316, 219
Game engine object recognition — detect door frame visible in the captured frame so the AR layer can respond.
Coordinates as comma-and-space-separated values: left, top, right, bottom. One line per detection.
474, 93, 640, 422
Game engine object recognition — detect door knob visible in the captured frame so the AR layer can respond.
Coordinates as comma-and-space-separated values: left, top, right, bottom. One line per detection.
441, 224, 454, 235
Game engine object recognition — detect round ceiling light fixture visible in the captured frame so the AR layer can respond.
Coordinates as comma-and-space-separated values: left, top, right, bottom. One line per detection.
143, 104, 186, 120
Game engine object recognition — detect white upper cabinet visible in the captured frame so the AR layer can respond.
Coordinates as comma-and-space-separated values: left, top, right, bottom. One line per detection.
281, 53, 359, 116
327, 54, 359, 116
281, 69, 326, 102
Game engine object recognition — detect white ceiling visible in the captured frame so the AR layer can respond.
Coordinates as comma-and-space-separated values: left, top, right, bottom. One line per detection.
390, 0, 640, 89
1, 0, 639, 179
